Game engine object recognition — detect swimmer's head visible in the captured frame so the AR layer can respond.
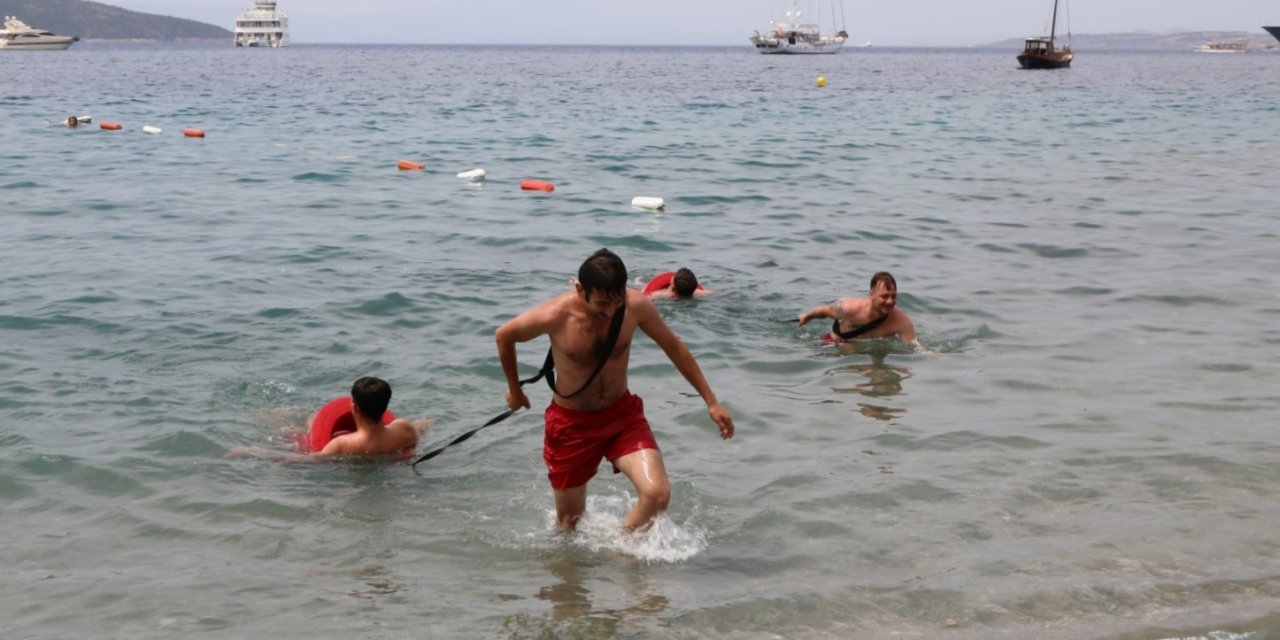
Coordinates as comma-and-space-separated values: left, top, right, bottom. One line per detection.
66, 116, 79, 127
673, 268, 699, 298
869, 271, 898, 314
351, 376, 391, 420
578, 249, 627, 304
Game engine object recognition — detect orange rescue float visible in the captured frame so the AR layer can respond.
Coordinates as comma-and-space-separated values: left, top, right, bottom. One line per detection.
100, 121, 123, 131
520, 179, 555, 192
183, 128, 206, 138
307, 397, 397, 452
397, 159, 425, 171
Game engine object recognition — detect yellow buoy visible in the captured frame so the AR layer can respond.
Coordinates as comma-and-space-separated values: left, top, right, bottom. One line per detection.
816, 76, 827, 88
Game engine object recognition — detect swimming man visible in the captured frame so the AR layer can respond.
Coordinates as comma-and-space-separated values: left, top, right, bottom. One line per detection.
797, 271, 918, 345
642, 268, 706, 299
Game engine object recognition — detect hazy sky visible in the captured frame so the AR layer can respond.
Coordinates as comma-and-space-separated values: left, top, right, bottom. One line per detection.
108, 0, 1278, 46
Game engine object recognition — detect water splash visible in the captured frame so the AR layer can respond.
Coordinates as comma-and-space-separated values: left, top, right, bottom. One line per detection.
561, 493, 709, 564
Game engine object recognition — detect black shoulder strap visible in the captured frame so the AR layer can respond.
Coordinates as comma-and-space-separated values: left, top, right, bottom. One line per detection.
526, 303, 626, 399
832, 312, 889, 340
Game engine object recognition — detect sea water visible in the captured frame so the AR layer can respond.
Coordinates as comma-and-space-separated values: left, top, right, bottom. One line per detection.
2, 43, 1279, 639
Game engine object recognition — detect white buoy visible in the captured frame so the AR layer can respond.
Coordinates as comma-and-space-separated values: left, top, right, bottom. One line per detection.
456, 168, 486, 180
631, 196, 665, 211
142, 125, 162, 135
75, 115, 92, 124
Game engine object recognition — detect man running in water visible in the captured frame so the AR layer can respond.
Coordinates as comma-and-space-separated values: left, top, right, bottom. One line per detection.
797, 271, 918, 345
496, 249, 734, 532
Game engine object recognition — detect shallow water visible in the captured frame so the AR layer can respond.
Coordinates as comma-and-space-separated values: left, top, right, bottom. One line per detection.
2, 43, 1280, 639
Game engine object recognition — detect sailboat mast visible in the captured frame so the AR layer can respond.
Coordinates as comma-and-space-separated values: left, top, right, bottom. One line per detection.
1049, 0, 1059, 46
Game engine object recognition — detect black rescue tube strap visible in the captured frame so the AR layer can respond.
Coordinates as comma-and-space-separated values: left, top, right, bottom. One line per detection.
411, 303, 626, 468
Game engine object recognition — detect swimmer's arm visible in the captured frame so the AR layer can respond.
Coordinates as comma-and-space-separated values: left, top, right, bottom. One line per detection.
896, 313, 918, 346
636, 295, 734, 439
797, 301, 841, 326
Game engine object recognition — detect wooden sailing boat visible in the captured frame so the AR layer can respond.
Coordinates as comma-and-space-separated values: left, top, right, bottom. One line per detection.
1017, 0, 1073, 69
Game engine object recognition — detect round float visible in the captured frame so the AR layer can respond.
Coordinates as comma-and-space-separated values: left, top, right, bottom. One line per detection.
307, 397, 396, 451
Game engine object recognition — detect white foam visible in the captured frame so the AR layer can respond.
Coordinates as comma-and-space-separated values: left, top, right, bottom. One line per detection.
557, 493, 709, 563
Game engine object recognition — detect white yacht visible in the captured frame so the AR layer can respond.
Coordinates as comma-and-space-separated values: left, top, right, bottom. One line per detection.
1, 16, 78, 50
749, 0, 848, 54
234, 0, 289, 48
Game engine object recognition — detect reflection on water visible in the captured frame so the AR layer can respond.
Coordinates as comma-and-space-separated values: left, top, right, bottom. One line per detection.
508, 547, 669, 638
827, 351, 912, 421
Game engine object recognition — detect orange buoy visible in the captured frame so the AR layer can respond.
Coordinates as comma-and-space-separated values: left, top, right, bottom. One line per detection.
100, 121, 123, 131
183, 128, 205, 138
398, 159, 425, 171
520, 179, 555, 192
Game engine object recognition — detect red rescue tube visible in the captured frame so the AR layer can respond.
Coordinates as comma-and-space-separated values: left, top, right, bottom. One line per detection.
100, 121, 123, 131
307, 397, 397, 452
520, 179, 555, 192
398, 159, 425, 171
183, 128, 206, 138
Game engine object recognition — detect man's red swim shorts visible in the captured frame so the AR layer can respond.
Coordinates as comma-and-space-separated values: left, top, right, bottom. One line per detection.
543, 392, 659, 490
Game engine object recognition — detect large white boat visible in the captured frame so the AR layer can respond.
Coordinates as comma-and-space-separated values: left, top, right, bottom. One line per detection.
749, 0, 848, 54
1, 16, 79, 50
234, 0, 289, 48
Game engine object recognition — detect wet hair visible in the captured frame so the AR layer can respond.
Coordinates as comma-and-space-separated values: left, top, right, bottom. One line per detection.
351, 376, 391, 419
673, 267, 699, 298
578, 249, 628, 302
870, 271, 897, 291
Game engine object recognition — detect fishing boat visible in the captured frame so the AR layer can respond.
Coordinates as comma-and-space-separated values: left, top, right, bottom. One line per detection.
234, 0, 289, 48
749, 0, 848, 55
1, 16, 78, 50
1017, 0, 1072, 69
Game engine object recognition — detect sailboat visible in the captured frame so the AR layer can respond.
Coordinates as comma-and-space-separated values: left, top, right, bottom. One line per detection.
1017, 0, 1073, 69
749, 0, 849, 54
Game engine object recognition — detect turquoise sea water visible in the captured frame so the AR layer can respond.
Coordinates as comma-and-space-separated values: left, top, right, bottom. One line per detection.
3, 43, 1280, 639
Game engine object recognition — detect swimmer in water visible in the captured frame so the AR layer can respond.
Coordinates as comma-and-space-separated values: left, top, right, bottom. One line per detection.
797, 271, 918, 345
642, 267, 707, 300
228, 377, 429, 460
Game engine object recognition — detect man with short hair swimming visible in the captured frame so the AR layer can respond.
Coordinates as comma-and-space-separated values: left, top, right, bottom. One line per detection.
642, 267, 706, 299
317, 376, 421, 456
797, 271, 918, 345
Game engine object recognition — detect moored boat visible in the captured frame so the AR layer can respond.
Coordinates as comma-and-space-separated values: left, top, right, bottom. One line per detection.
749, 0, 848, 55
1017, 0, 1072, 69
234, 0, 289, 48
1, 16, 78, 50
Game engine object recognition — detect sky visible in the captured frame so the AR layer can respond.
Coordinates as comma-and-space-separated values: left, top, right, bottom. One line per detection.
107, 0, 1279, 47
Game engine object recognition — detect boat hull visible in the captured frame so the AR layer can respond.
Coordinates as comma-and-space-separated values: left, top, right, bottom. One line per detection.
1264, 26, 1280, 45
0, 37, 76, 50
1017, 51, 1073, 69
749, 35, 845, 54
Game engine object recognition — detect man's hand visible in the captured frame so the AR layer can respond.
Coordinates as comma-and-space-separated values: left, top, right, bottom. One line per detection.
506, 386, 531, 411
708, 402, 734, 440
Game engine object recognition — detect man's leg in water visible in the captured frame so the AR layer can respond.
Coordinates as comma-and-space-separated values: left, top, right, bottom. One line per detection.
613, 448, 670, 532
553, 484, 588, 530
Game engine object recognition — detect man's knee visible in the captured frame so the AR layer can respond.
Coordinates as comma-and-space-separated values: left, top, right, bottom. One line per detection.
636, 480, 670, 510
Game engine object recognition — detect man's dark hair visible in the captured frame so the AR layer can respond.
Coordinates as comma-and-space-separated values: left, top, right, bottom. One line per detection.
673, 267, 699, 298
351, 376, 392, 419
870, 271, 897, 291
578, 249, 628, 301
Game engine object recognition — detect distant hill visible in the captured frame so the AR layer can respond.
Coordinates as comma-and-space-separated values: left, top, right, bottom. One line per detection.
0, 0, 231, 40
979, 30, 1280, 51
